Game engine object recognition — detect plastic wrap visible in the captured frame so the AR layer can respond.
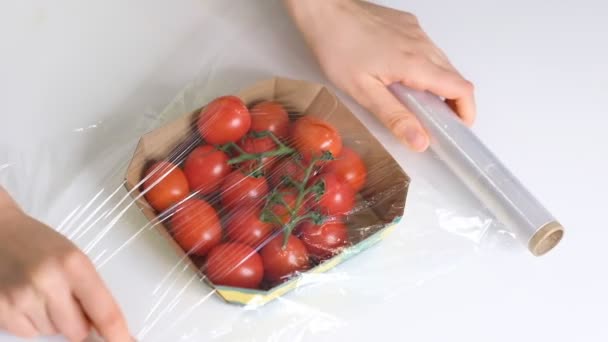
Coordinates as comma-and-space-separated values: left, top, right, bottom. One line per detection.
0, 74, 544, 341
123, 77, 410, 306
389, 84, 564, 256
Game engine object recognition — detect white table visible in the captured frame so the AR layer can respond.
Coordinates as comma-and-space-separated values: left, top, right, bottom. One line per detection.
1, 0, 607, 341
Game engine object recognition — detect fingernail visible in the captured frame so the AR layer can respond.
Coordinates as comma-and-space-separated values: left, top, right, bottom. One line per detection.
403, 126, 428, 151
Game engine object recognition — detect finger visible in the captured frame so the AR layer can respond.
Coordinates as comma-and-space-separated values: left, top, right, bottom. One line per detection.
429, 61, 477, 127
26, 300, 57, 335
67, 254, 131, 342
47, 292, 90, 342
352, 76, 429, 151
446, 95, 476, 127
401, 59, 476, 124
5, 315, 38, 338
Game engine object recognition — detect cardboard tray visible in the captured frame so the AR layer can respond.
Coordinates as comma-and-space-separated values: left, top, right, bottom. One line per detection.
124, 77, 410, 306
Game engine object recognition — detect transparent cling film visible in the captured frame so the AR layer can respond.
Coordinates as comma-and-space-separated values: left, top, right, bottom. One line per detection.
123, 77, 410, 306
389, 84, 564, 256
0, 76, 537, 341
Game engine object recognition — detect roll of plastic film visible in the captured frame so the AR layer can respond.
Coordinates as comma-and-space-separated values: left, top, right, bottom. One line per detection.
389, 83, 563, 256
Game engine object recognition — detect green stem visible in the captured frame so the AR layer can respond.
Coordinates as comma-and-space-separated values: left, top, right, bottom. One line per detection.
227, 144, 294, 165
301, 182, 323, 198
293, 157, 306, 170
224, 131, 295, 166
279, 155, 319, 242
222, 142, 246, 155
266, 211, 285, 228
257, 152, 328, 248
280, 212, 321, 246
281, 176, 300, 188
264, 130, 285, 147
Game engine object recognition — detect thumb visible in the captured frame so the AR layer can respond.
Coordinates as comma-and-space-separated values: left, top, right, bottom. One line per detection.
352, 77, 429, 151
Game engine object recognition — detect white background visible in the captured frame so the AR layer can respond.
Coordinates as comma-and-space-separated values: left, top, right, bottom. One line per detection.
1, 0, 607, 341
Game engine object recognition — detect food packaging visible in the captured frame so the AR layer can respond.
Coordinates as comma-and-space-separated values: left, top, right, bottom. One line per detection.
124, 77, 409, 305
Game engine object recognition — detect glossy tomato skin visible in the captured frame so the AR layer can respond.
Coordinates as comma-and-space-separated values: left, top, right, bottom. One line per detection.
183, 145, 231, 194
170, 198, 222, 256
249, 101, 290, 139
296, 219, 349, 260
268, 157, 310, 188
237, 136, 278, 172
220, 170, 269, 209
197, 96, 251, 144
143, 161, 189, 212
225, 208, 274, 249
323, 147, 367, 192
291, 116, 342, 161
260, 235, 309, 284
205, 243, 264, 289
308, 173, 355, 215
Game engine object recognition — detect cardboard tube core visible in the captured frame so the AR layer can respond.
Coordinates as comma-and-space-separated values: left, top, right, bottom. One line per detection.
529, 221, 564, 256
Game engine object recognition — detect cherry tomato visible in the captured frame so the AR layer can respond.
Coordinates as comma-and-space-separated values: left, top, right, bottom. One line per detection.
220, 170, 269, 209
297, 219, 349, 260
268, 157, 311, 188
260, 235, 309, 284
143, 161, 189, 212
249, 101, 290, 139
183, 145, 231, 194
225, 208, 274, 249
323, 147, 367, 192
308, 173, 355, 215
291, 116, 342, 161
205, 243, 264, 289
170, 198, 222, 256
197, 96, 251, 144
237, 136, 278, 172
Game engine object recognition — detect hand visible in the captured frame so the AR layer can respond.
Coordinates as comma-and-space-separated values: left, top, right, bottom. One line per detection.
285, 0, 476, 151
0, 188, 131, 341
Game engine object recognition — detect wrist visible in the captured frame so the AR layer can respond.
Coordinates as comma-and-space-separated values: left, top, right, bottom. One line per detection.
284, 0, 350, 7
283, 0, 353, 26
284, 0, 355, 48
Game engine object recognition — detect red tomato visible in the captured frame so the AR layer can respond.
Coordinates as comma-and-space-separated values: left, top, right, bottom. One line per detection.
143, 161, 189, 212
170, 198, 222, 256
323, 147, 367, 192
268, 157, 310, 188
308, 173, 355, 215
260, 235, 309, 284
225, 208, 274, 249
237, 136, 278, 172
249, 101, 290, 139
297, 220, 349, 260
291, 116, 342, 161
197, 96, 251, 144
220, 170, 269, 209
205, 243, 264, 289
183, 145, 231, 194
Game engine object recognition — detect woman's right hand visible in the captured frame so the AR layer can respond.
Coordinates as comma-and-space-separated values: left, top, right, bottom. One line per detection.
0, 188, 131, 341
285, 0, 476, 151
